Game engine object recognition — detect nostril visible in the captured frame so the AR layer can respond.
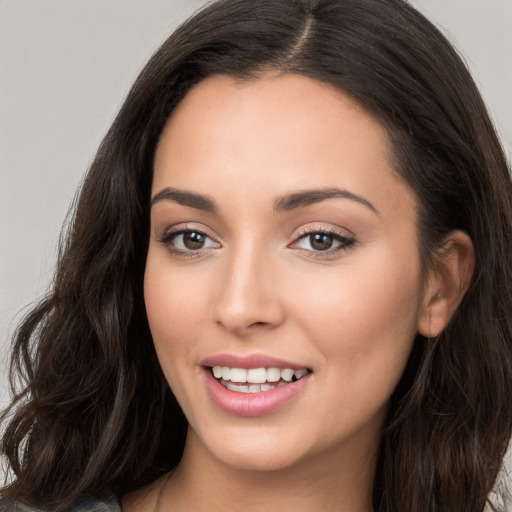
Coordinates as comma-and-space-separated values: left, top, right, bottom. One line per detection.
246, 321, 273, 330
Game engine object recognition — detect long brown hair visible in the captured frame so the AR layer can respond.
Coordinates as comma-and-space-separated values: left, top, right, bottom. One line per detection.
2, 1, 511, 510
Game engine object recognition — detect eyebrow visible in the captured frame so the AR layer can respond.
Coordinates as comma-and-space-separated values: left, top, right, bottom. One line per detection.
150, 186, 378, 215
150, 187, 216, 212
273, 187, 378, 215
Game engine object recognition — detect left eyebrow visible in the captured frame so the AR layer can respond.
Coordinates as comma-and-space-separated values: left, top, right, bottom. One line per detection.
273, 187, 379, 215
150, 187, 216, 212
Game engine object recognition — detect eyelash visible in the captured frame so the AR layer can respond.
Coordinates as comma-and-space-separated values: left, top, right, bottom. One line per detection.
158, 227, 217, 259
158, 226, 356, 259
292, 227, 356, 258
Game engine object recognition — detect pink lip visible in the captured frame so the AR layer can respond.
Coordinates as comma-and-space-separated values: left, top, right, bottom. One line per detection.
201, 353, 308, 370
203, 368, 311, 417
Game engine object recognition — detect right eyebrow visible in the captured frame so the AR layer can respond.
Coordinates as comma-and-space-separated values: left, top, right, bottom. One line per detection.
273, 187, 379, 215
150, 187, 217, 212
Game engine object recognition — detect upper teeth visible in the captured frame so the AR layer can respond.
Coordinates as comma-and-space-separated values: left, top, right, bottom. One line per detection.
212, 366, 308, 383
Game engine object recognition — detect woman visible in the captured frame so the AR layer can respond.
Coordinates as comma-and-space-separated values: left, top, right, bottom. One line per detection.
1, 0, 511, 511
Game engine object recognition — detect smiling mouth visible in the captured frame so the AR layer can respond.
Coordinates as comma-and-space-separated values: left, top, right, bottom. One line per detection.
210, 366, 311, 394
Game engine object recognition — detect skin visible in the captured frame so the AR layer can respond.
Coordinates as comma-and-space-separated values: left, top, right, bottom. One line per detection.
123, 73, 474, 511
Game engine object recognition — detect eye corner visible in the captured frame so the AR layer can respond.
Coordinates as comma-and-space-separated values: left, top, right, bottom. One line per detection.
289, 225, 357, 258
156, 225, 221, 258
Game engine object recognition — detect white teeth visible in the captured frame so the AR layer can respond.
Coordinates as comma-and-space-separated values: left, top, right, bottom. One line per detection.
294, 369, 308, 379
266, 367, 281, 382
211, 365, 309, 385
226, 382, 250, 393
224, 381, 280, 393
281, 368, 294, 382
229, 367, 247, 383
247, 368, 267, 384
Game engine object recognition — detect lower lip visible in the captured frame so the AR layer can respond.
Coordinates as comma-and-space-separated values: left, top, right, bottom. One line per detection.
203, 369, 311, 417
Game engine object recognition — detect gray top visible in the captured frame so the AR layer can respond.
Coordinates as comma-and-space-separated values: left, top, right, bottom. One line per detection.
10, 493, 121, 511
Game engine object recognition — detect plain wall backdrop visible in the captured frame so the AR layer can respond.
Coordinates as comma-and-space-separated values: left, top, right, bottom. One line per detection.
1, 0, 511, 404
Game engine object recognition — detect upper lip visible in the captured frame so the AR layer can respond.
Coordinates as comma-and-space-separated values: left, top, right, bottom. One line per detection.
201, 353, 310, 370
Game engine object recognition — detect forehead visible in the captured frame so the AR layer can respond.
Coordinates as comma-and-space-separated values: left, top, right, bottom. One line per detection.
155, 73, 388, 167
153, 73, 415, 221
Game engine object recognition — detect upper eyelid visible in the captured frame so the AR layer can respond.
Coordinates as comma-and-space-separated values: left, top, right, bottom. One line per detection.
291, 229, 353, 246
163, 228, 217, 242
160, 223, 220, 241
290, 229, 356, 259
157, 223, 354, 246
158, 228, 220, 258
293, 224, 354, 239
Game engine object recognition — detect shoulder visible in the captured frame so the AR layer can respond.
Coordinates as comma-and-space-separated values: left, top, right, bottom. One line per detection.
121, 474, 168, 512
8, 493, 121, 512
70, 494, 122, 512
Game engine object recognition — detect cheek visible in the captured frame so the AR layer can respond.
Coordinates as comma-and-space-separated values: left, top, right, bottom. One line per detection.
143, 253, 209, 386
288, 259, 422, 439
144, 246, 211, 330
292, 249, 423, 389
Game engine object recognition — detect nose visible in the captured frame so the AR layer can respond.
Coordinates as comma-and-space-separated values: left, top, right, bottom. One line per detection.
212, 244, 286, 337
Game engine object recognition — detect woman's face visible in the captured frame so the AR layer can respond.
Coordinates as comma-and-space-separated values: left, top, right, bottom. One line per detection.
145, 73, 430, 472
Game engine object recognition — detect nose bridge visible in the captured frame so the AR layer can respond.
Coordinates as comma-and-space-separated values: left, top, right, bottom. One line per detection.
212, 235, 284, 334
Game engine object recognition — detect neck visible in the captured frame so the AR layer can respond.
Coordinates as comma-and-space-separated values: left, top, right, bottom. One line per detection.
160, 428, 377, 512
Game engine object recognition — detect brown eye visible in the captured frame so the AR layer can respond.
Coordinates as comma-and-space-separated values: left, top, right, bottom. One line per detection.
159, 229, 221, 255
309, 233, 334, 251
292, 229, 355, 256
182, 231, 206, 250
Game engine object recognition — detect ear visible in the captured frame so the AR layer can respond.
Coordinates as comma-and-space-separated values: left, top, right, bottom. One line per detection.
417, 230, 475, 338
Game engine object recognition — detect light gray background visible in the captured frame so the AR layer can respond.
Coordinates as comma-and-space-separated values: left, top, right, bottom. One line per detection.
0, 0, 511, 502
1, 1, 511, 403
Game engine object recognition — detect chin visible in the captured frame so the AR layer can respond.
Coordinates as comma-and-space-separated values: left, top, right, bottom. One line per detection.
214, 446, 307, 473
194, 424, 313, 472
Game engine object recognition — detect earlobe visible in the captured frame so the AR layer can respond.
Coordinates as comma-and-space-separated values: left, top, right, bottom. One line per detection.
417, 230, 475, 338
